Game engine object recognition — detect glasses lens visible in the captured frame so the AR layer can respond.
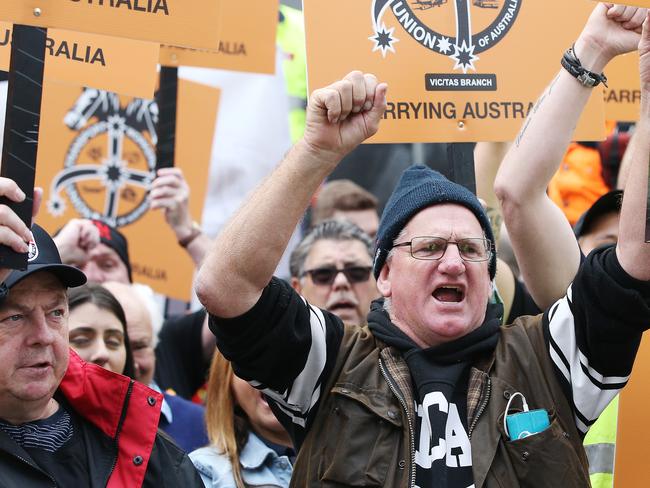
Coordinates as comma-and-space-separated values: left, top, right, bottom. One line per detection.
307, 266, 372, 285
342, 267, 372, 283
457, 238, 490, 261
411, 237, 447, 259
309, 268, 337, 285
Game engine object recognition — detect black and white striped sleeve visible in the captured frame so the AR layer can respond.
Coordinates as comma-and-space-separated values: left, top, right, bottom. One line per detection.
544, 246, 650, 435
209, 277, 344, 446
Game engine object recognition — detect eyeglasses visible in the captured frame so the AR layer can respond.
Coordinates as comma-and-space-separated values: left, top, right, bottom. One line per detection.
302, 266, 373, 286
392, 236, 492, 262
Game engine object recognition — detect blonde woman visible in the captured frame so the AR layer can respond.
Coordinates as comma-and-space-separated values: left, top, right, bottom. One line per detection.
190, 351, 293, 488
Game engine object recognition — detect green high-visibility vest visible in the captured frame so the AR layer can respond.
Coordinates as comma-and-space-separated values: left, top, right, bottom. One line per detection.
277, 5, 307, 143
584, 395, 618, 488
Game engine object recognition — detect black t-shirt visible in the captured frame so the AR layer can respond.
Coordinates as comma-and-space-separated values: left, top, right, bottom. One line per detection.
0, 407, 91, 486
155, 309, 209, 399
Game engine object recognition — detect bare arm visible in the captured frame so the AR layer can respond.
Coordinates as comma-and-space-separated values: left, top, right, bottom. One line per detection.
195, 72, 388, 318
616, 126, 637, 189
495, 4, 645, 309
617, 15, 650, 280
475, 142, 510, 245
475, 142, 516, 320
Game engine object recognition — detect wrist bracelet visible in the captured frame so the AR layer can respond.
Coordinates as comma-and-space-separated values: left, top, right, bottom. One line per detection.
561, 44, 608, 88
178, 221, 202, 248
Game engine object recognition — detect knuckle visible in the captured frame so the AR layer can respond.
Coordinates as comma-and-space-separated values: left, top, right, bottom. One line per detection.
347, 70, 363, 80
364, 73, 378, 84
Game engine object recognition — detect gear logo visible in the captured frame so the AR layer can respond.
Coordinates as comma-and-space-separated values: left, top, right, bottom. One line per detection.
370, 0, 521, 75
47, 89, 159, 228
27, 240, 38, 262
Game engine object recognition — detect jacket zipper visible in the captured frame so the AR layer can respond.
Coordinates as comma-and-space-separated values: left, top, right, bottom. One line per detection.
468, 376, 491, 439
105, 379, 135, 485
379, 358, 416, 488
11, 451, 57, 487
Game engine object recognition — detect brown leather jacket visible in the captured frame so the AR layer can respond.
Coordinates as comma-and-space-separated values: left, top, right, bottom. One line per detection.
290, 315, 590, 488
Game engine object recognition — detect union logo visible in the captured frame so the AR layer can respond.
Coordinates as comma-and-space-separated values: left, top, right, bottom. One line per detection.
370, 0, 521, 73
47, 89, 158, 228
27, 240, 38, 262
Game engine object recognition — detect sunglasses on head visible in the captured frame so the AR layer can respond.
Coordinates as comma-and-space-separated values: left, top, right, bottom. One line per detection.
302, 266, 373, 286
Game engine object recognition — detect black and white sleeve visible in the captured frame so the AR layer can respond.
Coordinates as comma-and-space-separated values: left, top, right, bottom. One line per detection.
544, 245, 650, 435
209, 277, 344, 446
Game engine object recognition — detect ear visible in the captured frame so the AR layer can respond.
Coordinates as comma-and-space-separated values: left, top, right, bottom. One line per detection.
290, 277, 302, 293
376, 261, 392, 298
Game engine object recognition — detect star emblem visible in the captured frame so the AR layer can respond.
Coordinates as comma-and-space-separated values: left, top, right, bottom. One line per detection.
449, 41, 479, 74
437, 36, 452, 54
369, 23, 399, 57
47, 197, 66, 217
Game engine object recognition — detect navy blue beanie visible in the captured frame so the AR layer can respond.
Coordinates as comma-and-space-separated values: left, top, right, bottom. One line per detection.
373, 165, 496, 279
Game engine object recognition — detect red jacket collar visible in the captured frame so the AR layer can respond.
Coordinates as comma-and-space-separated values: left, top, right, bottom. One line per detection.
59, 349, 163, 488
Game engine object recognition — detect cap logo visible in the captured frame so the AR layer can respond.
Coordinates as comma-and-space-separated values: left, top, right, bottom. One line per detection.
93, 221, 112, 240
28, 240, 39, 262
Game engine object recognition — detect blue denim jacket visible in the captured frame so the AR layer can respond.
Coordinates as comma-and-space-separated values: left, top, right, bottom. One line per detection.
190, 431, 292, 487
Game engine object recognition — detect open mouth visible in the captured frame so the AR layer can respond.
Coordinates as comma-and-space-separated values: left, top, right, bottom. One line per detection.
329, 301, 357, 313
432, 286, 464, 303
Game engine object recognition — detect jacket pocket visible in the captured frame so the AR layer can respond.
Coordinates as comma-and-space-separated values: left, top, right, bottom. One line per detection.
501, 410, 589, 488
317, 384, 403, 487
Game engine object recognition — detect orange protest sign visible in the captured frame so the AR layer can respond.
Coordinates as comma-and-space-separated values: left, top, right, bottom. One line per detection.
1, 0, 222, 50
35, 79, 219, 300
0, 22, 159, 98
0, 25, 8, 70
160, 0, 278, 74
605, 53, 640, 122
614, 334, 650, 487
599, 0, 650, 6
303, 0, 605, 142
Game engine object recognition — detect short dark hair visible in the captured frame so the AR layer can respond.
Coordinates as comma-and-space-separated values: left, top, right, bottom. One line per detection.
311, 179, 378, 226
67, 283, 135, 379
290, 220, 374, 279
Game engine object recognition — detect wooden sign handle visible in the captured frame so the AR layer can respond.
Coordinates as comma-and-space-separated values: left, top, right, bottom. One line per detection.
445, 143, 477, 195
155, 66, 179, 170
0, 25, 47, 270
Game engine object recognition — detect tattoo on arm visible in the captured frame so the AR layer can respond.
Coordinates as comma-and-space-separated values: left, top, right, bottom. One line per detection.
486, 206, 503, 244
515, 74, 561, 148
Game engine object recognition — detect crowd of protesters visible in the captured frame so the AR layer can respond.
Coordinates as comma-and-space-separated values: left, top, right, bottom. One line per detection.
1, 3, 650, 488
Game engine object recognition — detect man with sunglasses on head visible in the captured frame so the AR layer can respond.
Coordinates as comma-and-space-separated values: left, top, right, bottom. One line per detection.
197, 7, 650, 485
289, 220, 378, 326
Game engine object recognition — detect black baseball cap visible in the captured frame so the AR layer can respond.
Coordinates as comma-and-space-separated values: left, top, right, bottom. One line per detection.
573, 190, 623, 239
4, 224, 87, 289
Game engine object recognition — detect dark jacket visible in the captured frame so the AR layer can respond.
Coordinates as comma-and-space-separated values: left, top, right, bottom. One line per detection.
290, 316, 590, 488
0, 350, 203, 488
159, 391, 209, 453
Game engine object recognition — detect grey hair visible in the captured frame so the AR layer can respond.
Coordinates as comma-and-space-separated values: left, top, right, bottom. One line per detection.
383, 297, 393, 316
380, 228, 408, 319
290, 219, 374, 278
385, 227, 409, 266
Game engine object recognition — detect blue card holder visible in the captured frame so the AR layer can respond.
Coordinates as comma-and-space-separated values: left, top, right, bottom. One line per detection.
506, 409, 550, 440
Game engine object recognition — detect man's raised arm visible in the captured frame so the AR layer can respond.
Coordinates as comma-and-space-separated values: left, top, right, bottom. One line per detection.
195, 72, 387, 318
617, 13, 650, 280
494, 4, 645, 308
